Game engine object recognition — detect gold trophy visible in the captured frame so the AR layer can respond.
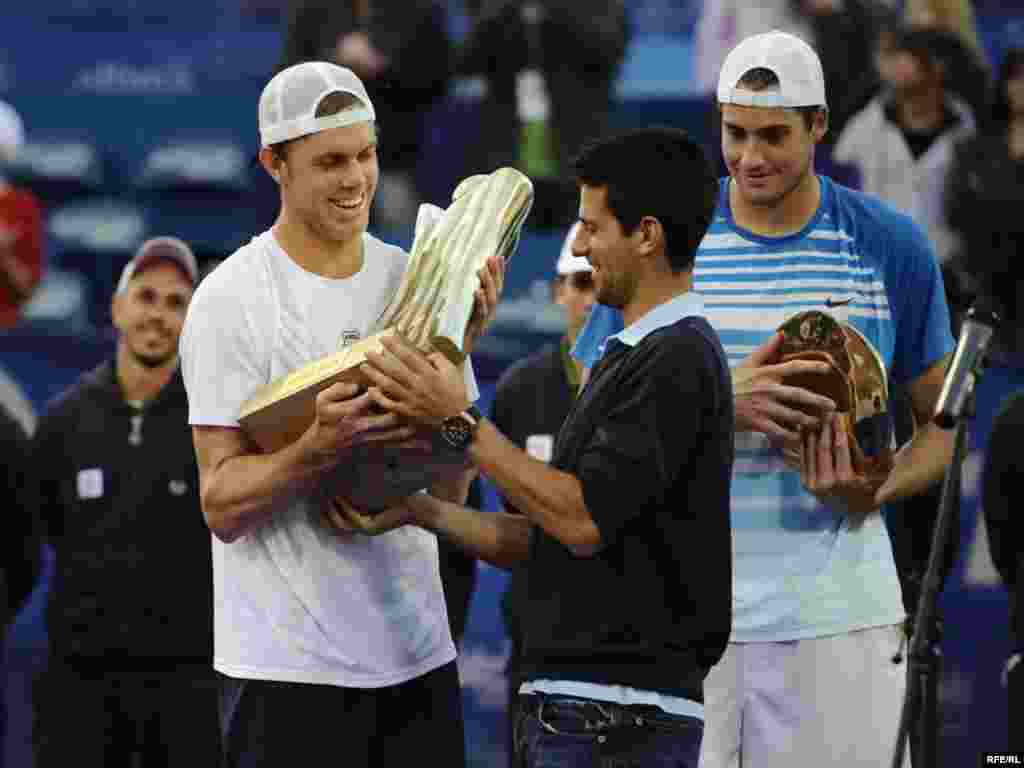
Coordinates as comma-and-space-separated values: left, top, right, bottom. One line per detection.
776, 310, 894, 478
237, 167, 534, 510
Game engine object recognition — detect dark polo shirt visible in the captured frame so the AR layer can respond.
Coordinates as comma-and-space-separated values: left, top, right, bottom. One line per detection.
518, 293, 734, 705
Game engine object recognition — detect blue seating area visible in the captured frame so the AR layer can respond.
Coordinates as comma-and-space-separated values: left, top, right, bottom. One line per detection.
0, 1, 724, 344
5, 0, 1015, 336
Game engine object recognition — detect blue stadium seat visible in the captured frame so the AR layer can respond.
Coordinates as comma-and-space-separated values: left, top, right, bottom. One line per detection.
20, 269, 92, 335
132, 139, 260, 261
135, 140, 250, 200
4, 139, 106, 208
46, 197, 148, 322
504, 229, 565, 297
142, 199, 262, 263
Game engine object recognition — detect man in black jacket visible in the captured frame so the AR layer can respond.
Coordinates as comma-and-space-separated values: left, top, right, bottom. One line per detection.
491, 222, 595, 762
30, 237, 220, 767
984, 390, 1024, 751
1, 400, 40, 768
1, 401, 39, 632
331, 127, 734, 768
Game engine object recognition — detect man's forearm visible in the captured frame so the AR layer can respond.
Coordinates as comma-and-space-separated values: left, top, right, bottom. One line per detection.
879, 353, 959, 505
408, 492, 532, 570
201, 437, 330, 543
468, 420, 601, 556
878, 422, 956, 505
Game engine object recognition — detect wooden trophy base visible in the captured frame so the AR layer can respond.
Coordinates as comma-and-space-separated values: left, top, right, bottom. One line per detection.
238, 328, 467, 511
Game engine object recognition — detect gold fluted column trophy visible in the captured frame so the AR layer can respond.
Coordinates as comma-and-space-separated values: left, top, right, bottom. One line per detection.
237, 167, 534, 511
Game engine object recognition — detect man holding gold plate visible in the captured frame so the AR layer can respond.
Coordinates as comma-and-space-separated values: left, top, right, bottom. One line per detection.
571, 31, 958, 768
179, 61, 531, 766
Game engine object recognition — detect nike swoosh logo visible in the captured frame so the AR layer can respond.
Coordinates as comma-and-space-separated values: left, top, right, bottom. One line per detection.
825, 297, 855, 308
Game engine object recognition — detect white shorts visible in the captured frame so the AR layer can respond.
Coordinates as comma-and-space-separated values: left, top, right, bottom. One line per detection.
699, 625, 909, 768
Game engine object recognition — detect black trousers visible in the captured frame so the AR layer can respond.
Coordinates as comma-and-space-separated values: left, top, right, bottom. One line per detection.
33, 660, 221, 768
218, 660, 466, 767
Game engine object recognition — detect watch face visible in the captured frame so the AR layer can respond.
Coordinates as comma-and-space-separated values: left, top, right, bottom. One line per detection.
441, 415, 473, 450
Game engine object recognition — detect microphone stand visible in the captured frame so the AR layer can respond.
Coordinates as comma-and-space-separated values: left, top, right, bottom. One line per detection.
890, 385, 974, 768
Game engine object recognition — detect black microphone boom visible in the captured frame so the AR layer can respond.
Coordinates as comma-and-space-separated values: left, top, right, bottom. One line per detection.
934, 299, 1000, 429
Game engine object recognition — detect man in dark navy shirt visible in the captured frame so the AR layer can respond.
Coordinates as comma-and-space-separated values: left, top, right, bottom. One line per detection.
491, 222, 596, 761
332, 127, 735, 768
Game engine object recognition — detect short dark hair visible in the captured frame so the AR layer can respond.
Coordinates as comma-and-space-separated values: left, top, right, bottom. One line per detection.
890, 27, 945, 82
571, 127, 717, 273
269, 90, 377, 162
731, 67, 825, 130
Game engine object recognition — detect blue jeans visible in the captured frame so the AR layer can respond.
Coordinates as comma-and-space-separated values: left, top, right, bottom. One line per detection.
515, 694, 703, 768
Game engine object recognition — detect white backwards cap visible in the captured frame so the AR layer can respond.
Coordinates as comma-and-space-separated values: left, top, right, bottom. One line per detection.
717, 31, 827, 110
258, 61, 376, 148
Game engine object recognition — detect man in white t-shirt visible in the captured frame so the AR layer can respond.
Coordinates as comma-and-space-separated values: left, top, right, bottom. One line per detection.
178, 61, 501, 767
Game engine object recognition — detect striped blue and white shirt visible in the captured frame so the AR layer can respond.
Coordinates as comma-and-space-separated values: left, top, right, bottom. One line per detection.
573, 176, 954, 642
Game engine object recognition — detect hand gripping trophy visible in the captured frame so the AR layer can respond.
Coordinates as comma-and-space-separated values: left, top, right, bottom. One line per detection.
776, 309, 895, 479
238, 167, 533, 510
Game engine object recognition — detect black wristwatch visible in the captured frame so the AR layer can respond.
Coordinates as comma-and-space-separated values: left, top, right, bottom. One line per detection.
439, 405, 482, 452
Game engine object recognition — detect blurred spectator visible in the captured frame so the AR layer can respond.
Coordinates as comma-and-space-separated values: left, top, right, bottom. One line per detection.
945, 47, 1024, 349
906, 0, 991, 118
1, 397, 40, 632
489, 222, 594, 765
0, 399, 40, 768
279, 0, 452, 230
983, 390, 1024, 750
836, 0, 990, 137
834, 26, 975, 266
30, 237, 219, 767
798, 1, 889, 134
456, 1, 629, 227
695, 0, 810, 95
0, 101, 43, 331
905, 0, 990, 67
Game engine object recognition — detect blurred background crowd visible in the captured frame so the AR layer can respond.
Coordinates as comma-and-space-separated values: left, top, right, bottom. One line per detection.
1, 1, 1023, 766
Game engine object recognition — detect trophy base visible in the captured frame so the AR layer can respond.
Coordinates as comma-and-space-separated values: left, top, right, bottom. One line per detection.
239, 329, 405, 454
322, 434, 470, 513
238, 328, 469, 511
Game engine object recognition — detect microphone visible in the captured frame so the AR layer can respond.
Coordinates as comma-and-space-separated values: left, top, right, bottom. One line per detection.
933, 298, 1001, 428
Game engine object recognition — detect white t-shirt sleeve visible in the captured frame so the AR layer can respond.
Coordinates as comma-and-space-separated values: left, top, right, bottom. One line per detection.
180, 274, 267, 428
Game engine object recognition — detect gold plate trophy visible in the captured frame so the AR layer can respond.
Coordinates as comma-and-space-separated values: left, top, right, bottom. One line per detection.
776, 310, 894, 478
238, 167, 534, 511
